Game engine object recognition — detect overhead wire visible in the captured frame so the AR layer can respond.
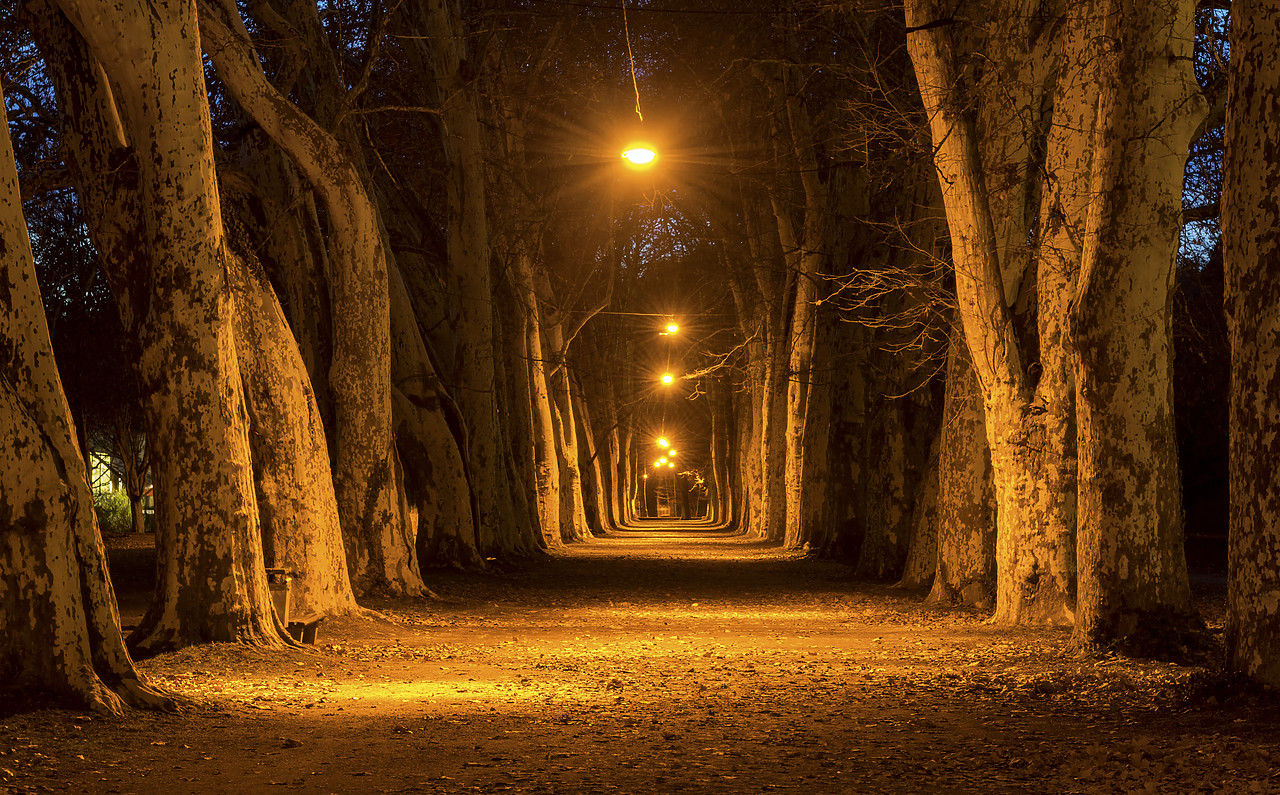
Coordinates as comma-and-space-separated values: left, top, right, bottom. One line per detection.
622, 0, 643, 120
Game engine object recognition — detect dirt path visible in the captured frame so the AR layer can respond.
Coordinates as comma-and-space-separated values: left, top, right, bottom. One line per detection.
3, 528, 1278, 794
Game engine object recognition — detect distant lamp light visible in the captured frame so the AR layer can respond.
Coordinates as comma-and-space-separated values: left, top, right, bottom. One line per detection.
621, 143, 658, 169
642, 474, 649, 480
657, 437, 670, 448
654, 461, 662, 468
659, 457, 669, 465
668, 462, 675, 469
665, 322, 680, 335
668, 450, 676, 457
661, 373, 675, 385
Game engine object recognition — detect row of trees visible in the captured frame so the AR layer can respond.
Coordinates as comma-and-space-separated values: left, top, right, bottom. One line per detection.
3, 0, 1279, 713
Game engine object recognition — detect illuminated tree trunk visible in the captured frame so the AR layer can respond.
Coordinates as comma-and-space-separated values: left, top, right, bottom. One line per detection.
417, 0, 522, 553
796, 331, 832, 545
574, 384, 613, 534
40, 0, 360, 623
574, 350, 624, 533
728, 272, 772, 540
1021, 0, 1101, 635
604, 406, 626, 529
906, 0, 1074, 623
536, 269, 592, 541
199, 2, 425, 595
898, 437, 941, 590
751, 195, 792, 544
512, 249, 562, 547
387, 265, 482, 570
707, 393, 725, 526
928, 338, 996, 607
494, 271, 547, 552
0, 84, 172, 713
1070, 0, 1203, 650
617, 424, 634, 525
547, 355, 592, 542
776, 85, 831, 549
225, 238, 359, 617
231, 131, 334, 425
1223, 0, 1280, 685
55, 0, 288, 653
742, 329, 768, 538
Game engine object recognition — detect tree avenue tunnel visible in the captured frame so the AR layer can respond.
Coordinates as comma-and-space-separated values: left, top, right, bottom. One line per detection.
2, 0, 1280, 792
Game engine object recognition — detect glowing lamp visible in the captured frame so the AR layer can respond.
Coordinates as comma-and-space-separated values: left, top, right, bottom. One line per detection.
668, 462, 675, 468
657, 437, 670, 448
661, 373, 675, 385
621, 143, 658, 169
665, 322, 679, 335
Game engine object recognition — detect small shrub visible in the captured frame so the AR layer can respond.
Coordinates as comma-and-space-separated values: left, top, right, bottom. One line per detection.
93, 490, 133, 537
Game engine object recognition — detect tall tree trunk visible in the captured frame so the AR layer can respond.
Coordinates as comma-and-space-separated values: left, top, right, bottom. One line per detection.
56, 0, 289, 653
776, 86, 831, 549
744, 329, 769, 538
224, 226, 359, 617
906, 0, 1073, 623
574, 383, 612, 534
512, 249, 562, 547
1223, 0, 1280, 685
199, 2, 425, 595
1069, 0, 1203, 650
494, 269, 546, 554
928, 337, 997, 608
231, 131, 334, 426
616, 424, 633, 525
129, 494, 146, 536
0, 84, 172, 712
1021, 0, 1104, 637
898, 436, 941, 590
417, 0, 521, 554
547, 353, 591, 542
762, 321, 790, 542
825, 320, 869, 559
856, 396, 912, 579
387, 264, 482, 570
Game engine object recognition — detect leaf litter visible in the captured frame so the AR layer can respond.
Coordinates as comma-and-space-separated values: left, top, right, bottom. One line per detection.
1, 532, 1277, 794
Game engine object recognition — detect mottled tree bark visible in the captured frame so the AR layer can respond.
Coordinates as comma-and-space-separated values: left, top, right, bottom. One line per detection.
906, 0, 1075, 623
512, 250, 562, 547
0, 85, 173, 712
199, 1, 425, 595
538, 281, 592, 542
493, 270, 547, 553
387, 264, 482, 570
416, 0, 522, 554
898, 437, 941, 590
775, 89, 831, 549
928, 338, 997, 608
1223, 0, 1280, 685
231, 132, 334, 426
56, 0, 289, 653
1070, 0, 1203, 651
224, 232, 359, 617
